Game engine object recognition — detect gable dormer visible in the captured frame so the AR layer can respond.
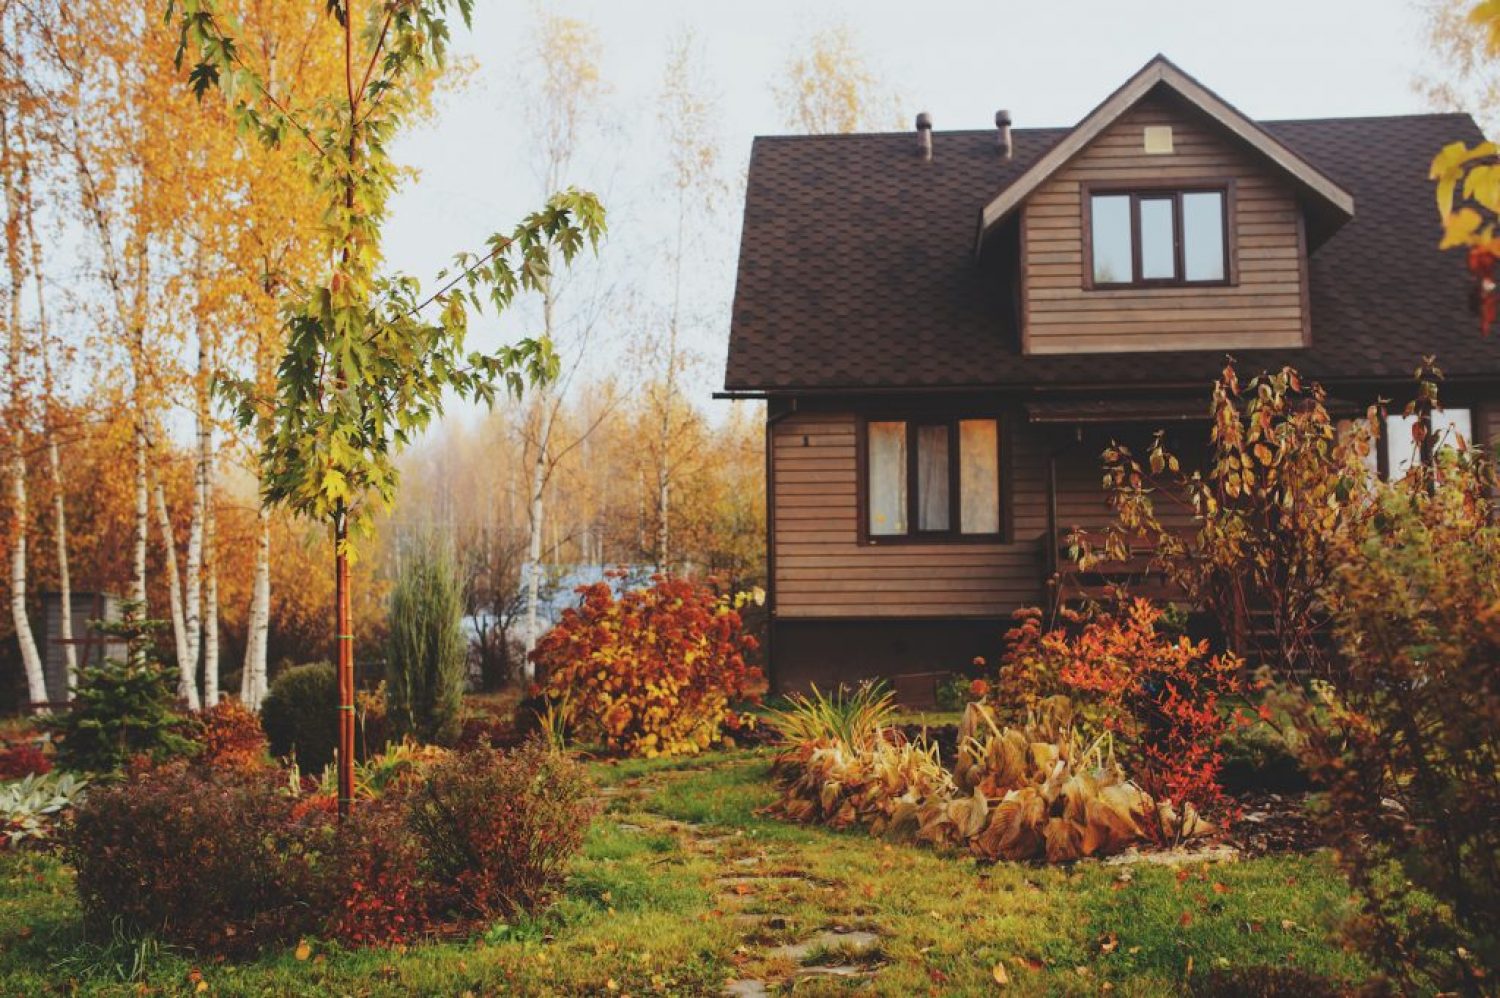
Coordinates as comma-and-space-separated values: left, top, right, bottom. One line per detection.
978, 56, 1355, 356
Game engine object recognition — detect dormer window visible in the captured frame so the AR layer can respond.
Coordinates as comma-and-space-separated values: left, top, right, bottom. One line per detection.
1085, 186, 1230, 288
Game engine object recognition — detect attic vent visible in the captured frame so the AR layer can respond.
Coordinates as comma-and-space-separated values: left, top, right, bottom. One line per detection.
1143, 125, 1174, 154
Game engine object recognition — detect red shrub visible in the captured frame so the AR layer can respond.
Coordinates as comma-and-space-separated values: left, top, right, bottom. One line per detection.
998, 599, 1243, 836
407, 740, 595, 921
319, 799, 430, 947
531, 574, 762, 756
65, 763, 327, 956
0, 742, 52, 779
193, 699, 270, 770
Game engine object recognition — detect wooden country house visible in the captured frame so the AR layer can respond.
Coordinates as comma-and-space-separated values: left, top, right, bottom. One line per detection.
720, 55, 1493, 693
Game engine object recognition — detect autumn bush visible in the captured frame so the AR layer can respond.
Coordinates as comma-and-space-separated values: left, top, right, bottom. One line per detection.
993, 599, 1243, 832
318, 797, 431, 947
192, 699, 270, 770
408, 740, 595, 919
0, 741, 52, 780
1290, 456, 1500, 991
67, 762, 325, 956
531, 575, 762, 757
64, 739, 594, 954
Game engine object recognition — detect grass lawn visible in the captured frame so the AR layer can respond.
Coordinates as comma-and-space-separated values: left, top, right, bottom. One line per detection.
0, 750, 1368, 996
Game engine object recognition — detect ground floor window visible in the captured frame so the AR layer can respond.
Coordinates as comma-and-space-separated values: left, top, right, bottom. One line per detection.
864, 417, 1001, 541
1339, 407, 1473, 480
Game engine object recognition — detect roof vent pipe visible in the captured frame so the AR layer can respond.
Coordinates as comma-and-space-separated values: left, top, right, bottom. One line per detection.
916, 112, 932, 160
996, 109, 1013, 160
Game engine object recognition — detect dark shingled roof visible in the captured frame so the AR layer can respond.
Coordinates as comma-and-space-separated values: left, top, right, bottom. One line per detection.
723, 111, 1492, 393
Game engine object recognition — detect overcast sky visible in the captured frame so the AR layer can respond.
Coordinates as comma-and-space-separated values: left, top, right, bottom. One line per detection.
381, 0, 1449, 417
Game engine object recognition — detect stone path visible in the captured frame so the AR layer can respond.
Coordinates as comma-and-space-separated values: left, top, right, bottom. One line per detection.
597, 769, 885, 995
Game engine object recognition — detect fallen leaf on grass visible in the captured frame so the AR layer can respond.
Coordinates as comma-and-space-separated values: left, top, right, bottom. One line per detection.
1179, 911, 1193, 927
1099, 933, 1119, 954
992, 963, 1009, 986
294, 941, 311, 962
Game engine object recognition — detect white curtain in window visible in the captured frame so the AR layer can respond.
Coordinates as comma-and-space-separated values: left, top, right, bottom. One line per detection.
959, 419, 1000, 534
917, 425, 950, 531
868, 421, 907, 535
1385, 408, 1473, 477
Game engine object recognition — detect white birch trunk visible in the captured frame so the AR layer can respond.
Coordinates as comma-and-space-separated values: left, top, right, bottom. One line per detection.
153, 477, 199, 709
201, 438, 218, 706
2, 105, 45, 710
521, 400, 555, 676
19, 122, 73, 695
183, 323, 209, 682
9, 448, 46, 710
240, 508, 270, 708
47, 438, 74, 692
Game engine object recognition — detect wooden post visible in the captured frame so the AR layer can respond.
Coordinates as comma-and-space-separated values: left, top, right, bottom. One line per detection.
335, 512, 354, 818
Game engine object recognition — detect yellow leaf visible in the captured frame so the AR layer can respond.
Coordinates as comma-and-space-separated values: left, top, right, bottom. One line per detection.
295, 940, 311, 961
992, 962, 1010, 987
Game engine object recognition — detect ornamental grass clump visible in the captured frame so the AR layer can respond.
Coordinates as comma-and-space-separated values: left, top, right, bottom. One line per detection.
532, 575, 762, 757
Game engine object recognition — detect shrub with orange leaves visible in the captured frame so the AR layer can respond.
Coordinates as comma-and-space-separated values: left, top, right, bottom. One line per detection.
192, 699, 270, 770
532, 575, 762, 757
995, 599, 1242, 837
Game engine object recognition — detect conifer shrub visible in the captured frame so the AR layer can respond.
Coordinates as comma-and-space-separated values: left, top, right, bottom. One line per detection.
45, 613, 197, 775
384, 537, 466, 746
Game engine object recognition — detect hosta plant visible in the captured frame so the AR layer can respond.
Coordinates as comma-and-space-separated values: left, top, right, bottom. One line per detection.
0, 772, 88, 848
947, 700, 1191, 862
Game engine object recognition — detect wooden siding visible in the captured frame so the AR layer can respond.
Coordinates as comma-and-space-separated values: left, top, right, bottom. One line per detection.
1022, 93, 1308, 356
771, 413, 1158, 619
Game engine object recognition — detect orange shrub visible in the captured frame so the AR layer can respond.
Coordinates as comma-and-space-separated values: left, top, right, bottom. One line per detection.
996, 599, 1243, 837
193, 699, 271, 770
531, 575, 762, 757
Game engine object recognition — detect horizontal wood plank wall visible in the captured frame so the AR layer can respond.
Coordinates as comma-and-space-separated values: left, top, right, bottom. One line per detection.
1023, 94, 1307, 355
773, 412, 1049, 619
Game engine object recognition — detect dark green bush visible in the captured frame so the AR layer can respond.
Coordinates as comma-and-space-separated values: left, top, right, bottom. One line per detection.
384, 537, 466, 745
45, 613, 196, 775
1217, 716, 1310, 795
259, 662, 338, 773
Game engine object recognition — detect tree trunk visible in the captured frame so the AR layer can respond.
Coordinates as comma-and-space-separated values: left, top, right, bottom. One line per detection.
240, 508, 270, 708
47, 438, 74, 692
19, 121, 73, 695
153, 477, 200, 710
8, 449, 45, 711
183, 315, 209, 683
202, 443, 219, 707
521, 399, 555, 675
335, 512, 354, 818
2, 106, 45, 710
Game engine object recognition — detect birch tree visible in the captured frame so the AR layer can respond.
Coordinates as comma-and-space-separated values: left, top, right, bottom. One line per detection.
640, 28, 726, 570
773, 22, 903, 135
0, 55, 46, 709
20, 123, 76, 693
516, 12, 612, 666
